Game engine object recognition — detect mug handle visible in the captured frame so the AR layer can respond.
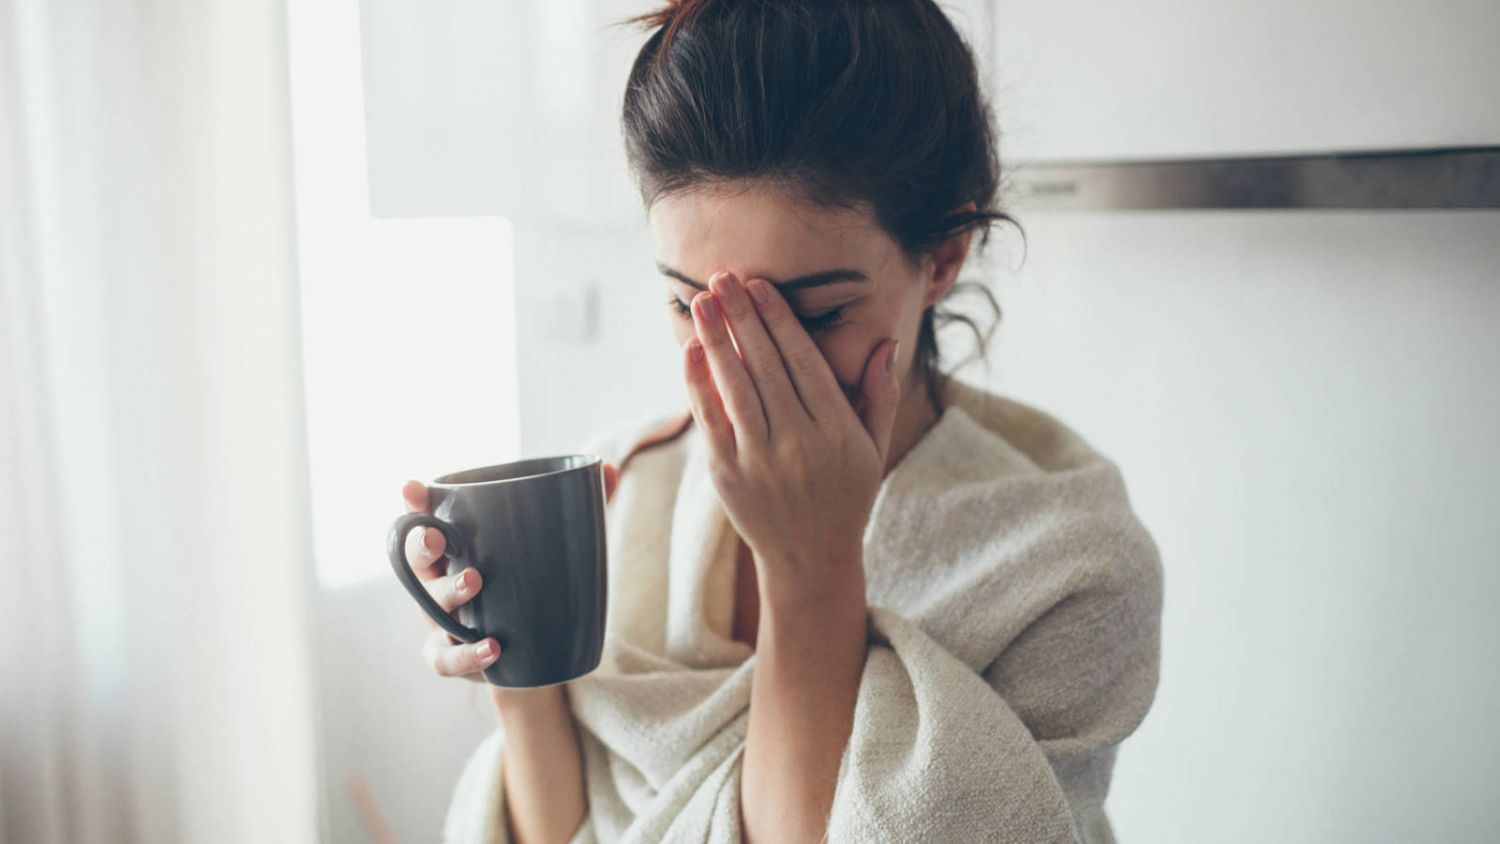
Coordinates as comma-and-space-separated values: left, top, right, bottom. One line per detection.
387, 512, 483, 644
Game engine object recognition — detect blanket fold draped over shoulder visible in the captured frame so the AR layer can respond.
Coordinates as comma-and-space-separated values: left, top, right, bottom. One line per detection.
442, 379, 1163, 843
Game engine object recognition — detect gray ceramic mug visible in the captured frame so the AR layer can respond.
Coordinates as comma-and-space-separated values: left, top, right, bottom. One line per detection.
386, 454, 608, 688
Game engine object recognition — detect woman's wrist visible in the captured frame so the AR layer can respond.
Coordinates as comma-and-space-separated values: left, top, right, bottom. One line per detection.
742, 551, 869, 843
490, 680, 588, 843
490, 682, 569, 723
755, 545, 866, 618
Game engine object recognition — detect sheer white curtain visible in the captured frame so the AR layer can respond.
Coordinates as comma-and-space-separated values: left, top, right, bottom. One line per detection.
0, 1, 322, 841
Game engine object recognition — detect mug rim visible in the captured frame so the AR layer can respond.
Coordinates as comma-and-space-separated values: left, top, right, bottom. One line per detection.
429, 453, 602, 488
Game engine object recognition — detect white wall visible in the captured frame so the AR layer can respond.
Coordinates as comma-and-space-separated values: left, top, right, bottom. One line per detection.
983, 1, 1500, 838
510, 219, 688, 457
358, 0, 655, 226
987, 210, 1500, 842
315, 583, 498, 843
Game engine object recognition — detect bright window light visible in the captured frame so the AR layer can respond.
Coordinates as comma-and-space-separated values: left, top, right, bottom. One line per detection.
285, 0, 521, 589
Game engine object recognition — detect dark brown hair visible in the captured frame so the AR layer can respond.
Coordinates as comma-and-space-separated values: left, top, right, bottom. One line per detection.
612, 0, 1023, 464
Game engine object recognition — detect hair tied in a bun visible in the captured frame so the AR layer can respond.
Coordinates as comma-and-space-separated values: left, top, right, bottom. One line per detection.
621, 0, 714, 55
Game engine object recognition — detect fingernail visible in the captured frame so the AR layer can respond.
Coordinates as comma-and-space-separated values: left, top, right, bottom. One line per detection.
454, 569, 470, 594
698, 294, 719, 320
688, 337, 705, 363
748, 279, 770, 304
423, 528, 439, 552
475, 640, 496, 661
887, 341, 900, 374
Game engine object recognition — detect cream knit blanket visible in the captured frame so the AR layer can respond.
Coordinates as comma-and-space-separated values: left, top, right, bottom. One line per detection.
442, 378, 1163, 843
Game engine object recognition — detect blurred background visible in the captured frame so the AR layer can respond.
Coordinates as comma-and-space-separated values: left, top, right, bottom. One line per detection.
3, 0, 1497, 842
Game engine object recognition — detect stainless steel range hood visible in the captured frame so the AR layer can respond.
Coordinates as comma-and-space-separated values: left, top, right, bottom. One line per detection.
1007, 146, 1500, 211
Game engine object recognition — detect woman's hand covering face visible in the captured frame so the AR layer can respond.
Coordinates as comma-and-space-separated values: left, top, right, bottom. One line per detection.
682, 269, 901, 591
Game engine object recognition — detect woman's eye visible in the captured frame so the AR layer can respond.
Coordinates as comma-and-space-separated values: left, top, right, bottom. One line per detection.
665, 294, 845, 333
797, 307, 846, 332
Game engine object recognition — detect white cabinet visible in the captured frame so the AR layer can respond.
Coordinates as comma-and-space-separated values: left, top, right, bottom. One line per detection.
990, 0, 1500, 161
358, 0, 656, 225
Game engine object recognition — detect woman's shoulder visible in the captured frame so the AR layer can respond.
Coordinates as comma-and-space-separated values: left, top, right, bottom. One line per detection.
930, 378, 1162, 598
869, 380, 1163, 679
941, 379, 1141, 514
942, 377, 1121, 477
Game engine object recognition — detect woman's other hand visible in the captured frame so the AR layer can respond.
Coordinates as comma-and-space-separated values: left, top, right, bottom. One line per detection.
683, 270, 899, 599
399, 461, 620, 683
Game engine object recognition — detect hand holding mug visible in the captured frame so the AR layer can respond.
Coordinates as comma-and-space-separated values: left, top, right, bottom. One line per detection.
392, 458, 620, 689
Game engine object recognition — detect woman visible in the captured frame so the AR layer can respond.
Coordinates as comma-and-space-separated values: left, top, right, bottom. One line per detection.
401, 1, 1163, 841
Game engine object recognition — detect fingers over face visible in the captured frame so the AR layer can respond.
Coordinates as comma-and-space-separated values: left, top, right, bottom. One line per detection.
741, 277, 853, 426
856, 338, 903, 463
706, 272, 807, 431
691, 286, 768, 444
683, 335, 737, 460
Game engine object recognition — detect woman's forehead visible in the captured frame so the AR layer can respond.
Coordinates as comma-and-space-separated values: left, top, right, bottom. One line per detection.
649, 182, 895, 280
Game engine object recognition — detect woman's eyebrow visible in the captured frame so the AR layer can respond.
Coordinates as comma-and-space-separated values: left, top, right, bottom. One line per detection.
655, 261, 867, 292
